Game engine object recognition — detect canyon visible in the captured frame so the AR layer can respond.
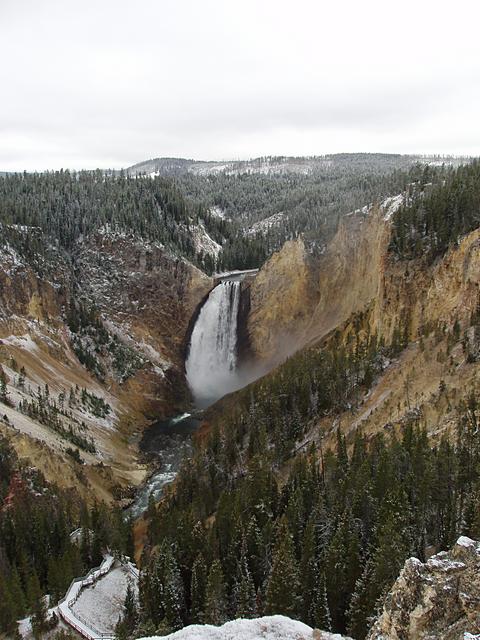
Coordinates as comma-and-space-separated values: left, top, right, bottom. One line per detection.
1, 161, 479, 640
1, 186, 479, 507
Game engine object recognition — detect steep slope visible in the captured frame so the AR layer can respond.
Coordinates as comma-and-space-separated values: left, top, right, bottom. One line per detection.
0, 225, 212, 503
247, 197, 397, 363
136, 164, 480, 640
246, 187, 479, 446
248, 196, 401, 360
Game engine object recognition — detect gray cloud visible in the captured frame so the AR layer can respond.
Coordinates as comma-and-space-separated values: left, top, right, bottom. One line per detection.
1, 0, 479, 170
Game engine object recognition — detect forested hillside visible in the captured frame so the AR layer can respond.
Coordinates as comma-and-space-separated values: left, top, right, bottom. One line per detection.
137, 319, 480, 638
1, 158, 479, 640
0, 435, 133, 636
133, 161, 480, 639
0, 156, 467, 276
0, 171, 225, 274
390, 160, 480, 262
130, 154, 461, 270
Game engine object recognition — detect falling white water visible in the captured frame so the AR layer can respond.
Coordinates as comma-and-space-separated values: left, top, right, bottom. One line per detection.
186, 280, 242, 407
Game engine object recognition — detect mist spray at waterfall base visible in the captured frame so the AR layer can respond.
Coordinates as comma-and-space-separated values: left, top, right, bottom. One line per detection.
131, 276, 273, 516
186, 279, 260, 408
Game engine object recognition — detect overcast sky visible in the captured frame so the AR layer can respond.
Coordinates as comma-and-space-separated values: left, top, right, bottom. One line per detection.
1, 0, 479, 171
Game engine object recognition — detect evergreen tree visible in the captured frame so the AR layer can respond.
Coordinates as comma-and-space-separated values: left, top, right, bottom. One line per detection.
190, 554, 207, 624
115, 582, 138, 640
0, 369, 8, 403
265, 520, 301, 618
233, 540, 257, 619
311, 572, 332, 632
205, 560, 227, 625
30, 574, 48, 639
161, 546, 185, 632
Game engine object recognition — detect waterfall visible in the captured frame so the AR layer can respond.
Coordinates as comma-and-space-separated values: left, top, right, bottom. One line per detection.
186, 280, 242, 407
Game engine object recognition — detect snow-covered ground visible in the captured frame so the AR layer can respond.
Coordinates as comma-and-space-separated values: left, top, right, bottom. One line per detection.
190, 221, 222, 258
140, 616, 312, 640
139, 616, 352, 640
245, 213, 286, 237
345, 193, 404, 222
70, 563, 137, 636
18, 554, 139, 640
382, 194, 404, 221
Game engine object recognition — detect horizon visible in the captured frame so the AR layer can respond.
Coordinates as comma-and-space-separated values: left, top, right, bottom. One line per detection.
1, 0, 480, 171
1, 150, 476, 175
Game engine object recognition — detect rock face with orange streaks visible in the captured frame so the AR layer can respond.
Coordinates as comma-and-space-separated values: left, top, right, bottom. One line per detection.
247, 197, 479, 366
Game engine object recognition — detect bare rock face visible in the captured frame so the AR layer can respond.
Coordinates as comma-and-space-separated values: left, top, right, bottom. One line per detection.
367, 537, 480, 640
247, 197, 480, 378
247, 206, 389, 364
247, 236, 317, 363
75, 231, 213, 371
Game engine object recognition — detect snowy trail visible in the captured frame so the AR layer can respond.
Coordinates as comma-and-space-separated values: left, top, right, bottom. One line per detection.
53, 552, 138, 640
57, 554, 116, 639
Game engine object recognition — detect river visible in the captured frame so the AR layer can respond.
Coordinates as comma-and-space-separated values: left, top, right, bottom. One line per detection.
128, 412, 201, 518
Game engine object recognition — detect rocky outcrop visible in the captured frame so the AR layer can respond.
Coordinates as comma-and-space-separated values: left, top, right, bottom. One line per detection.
247, 236, 318, 363
371, 227, 480, 346
75, 231, 212, 371
367, 537, 480, 640
137, 615, 352, 640
74, 231, 212, 416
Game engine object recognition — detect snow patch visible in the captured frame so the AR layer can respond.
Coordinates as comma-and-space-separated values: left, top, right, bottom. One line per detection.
1, 334, 40, 353
189, 221, 222, 258
70, 562, 137, 636
456, 536, 476, 548
382, 194, 404, 221
246, 213, 286, 237
210, 206, 227, 220
139, 615, 315, 640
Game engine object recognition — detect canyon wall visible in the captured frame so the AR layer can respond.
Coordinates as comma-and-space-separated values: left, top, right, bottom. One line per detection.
247, 203, 391, 363
0, 231, 212, 502
247, 198, 479, 364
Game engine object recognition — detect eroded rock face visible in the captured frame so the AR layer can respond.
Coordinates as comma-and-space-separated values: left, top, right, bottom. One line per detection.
367, 537, 480, 640
247, 205, 390, 364
247, 198, 480, 372
0, 231, 212, 501
247, 236, 319, 363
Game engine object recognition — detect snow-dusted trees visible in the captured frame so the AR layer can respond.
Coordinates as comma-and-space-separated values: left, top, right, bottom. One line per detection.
138, 541, 185, 634
265, 520, 300, 617
138, 378, 480, 639
0, 436, 133, 636
190, 554, 208, 623
390, 160, 480, 263
204, 560, 227, 626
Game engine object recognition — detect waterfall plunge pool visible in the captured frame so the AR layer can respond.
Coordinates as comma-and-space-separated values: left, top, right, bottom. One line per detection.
130, 271, 257, 517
